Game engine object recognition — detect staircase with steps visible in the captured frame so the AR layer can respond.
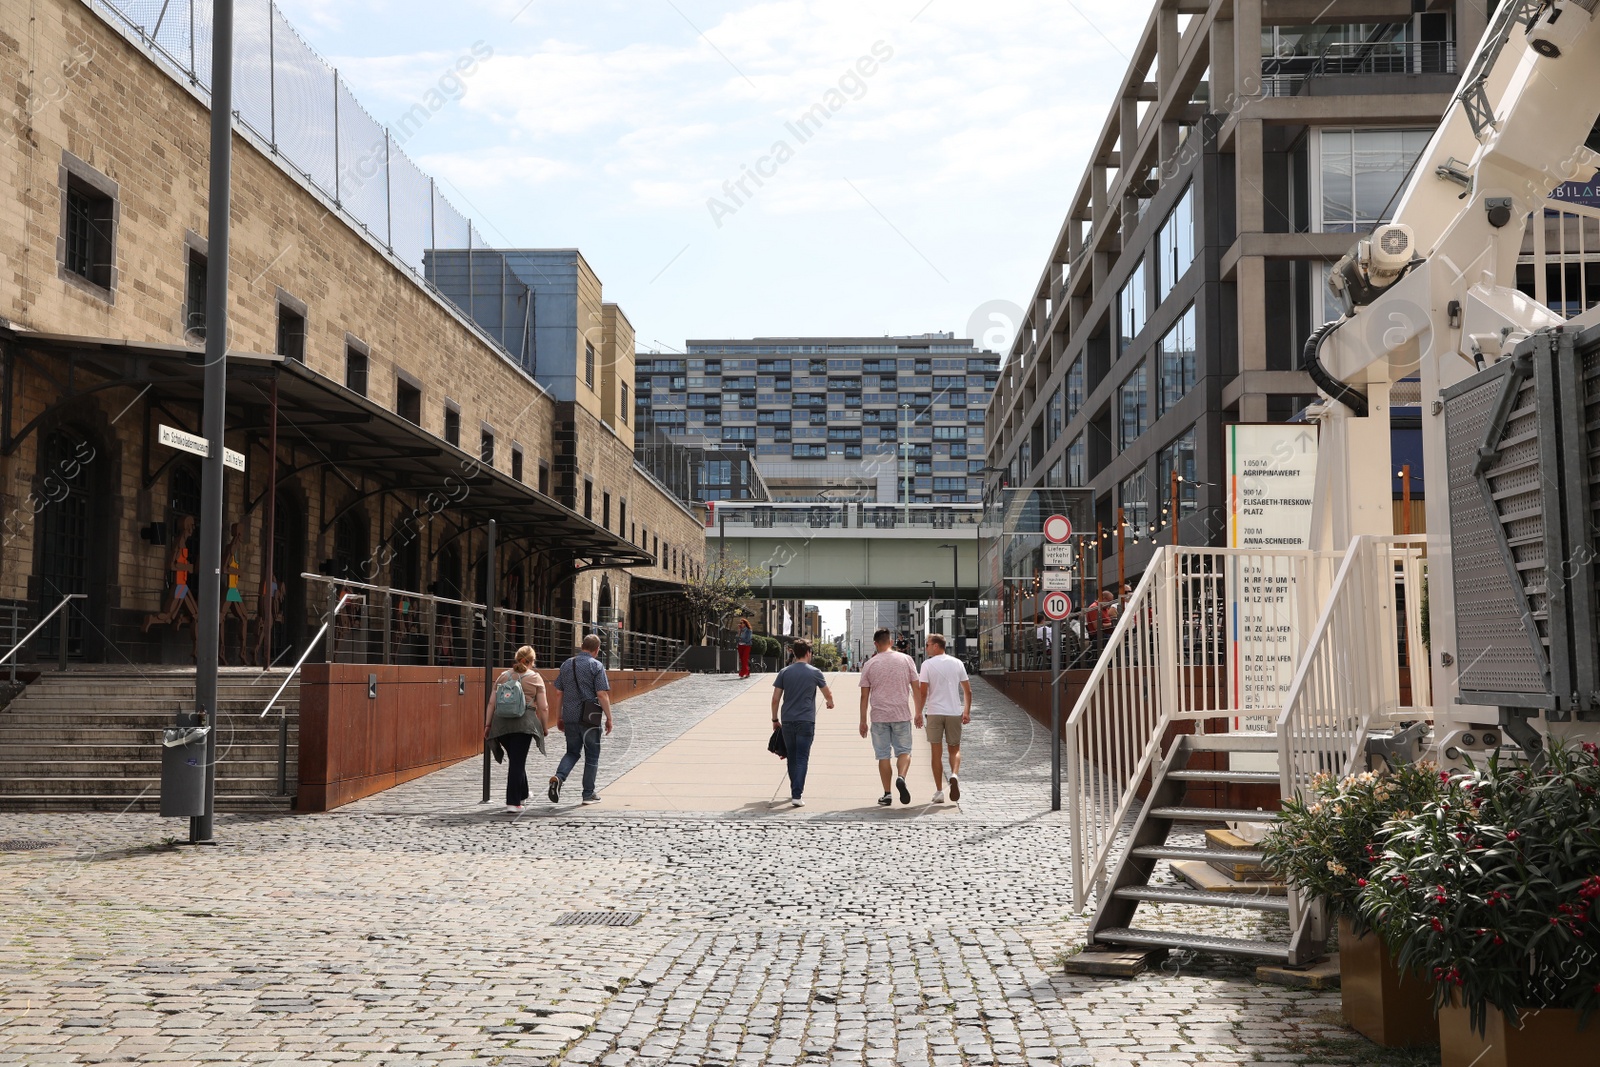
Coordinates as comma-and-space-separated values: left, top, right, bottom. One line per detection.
0, 667, 299, 812
1064, 540, 1432, 971
1086, 731, 1308, 965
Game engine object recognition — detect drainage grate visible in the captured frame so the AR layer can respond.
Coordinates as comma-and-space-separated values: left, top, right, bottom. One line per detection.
0, 840, 56, 852
552, 911, 642, 927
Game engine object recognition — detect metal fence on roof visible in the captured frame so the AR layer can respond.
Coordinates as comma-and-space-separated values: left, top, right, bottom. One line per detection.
85, 0, 522, 364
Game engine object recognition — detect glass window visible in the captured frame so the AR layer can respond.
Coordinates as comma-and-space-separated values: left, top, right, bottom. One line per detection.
1018, 437, 1032, 479
1158, 427, 1199, 520
1066, 357, 1085, 422
1119, 469, 1151, 539
1158, 304, 1197, 416
1157, 183, 1195, 302
1047, 385, 1063, 446
1118, 258, 1147, 352
1066, 435, 1086, 487
1319, 128, 1432, 233
1118, 361, 1149, 451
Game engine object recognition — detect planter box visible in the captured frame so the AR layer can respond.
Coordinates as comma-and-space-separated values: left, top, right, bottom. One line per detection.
1439, 1001, 1600, 1067
1339, 916, 1438, 1048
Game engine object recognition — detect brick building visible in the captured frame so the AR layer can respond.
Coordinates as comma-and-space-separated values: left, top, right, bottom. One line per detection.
0, 0, 704, 665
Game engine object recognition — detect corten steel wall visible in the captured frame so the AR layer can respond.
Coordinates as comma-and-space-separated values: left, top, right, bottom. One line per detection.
296, 665, 690, 811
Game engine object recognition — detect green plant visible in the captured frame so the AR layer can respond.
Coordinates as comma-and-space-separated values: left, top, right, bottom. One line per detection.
1360, 741, 1600, 1035
1259, 761, 1445, 928
678, 561, 763, 644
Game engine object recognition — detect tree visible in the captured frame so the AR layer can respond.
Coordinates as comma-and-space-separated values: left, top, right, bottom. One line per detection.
678, 559, 764, 644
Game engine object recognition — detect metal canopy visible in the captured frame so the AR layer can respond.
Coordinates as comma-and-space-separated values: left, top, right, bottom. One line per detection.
1, 330, 654, 570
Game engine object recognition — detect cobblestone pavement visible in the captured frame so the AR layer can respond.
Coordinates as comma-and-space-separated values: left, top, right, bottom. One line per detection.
1, 674, 1431, 1066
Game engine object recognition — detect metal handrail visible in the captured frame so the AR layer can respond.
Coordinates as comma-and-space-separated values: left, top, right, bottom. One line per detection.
297, 573, 688, 672
261, 591, 363, 719
262, 590, 363, 796
0, 593, 88, 672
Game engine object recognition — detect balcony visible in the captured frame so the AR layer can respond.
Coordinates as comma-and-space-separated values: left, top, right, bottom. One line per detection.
1263, 40, 1456, 97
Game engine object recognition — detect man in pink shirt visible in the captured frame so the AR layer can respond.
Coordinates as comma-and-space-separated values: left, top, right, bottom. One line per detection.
858, 626, 920, 806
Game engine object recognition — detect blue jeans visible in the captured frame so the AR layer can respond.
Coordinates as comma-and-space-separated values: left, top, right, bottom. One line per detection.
781, 720, 815, 800
556, 724, 602, 799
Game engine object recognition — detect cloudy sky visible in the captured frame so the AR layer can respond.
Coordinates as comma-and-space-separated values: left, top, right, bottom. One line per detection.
270, 0, 1154, 355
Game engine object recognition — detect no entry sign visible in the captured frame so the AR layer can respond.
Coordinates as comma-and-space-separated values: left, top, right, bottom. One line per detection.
1042, 590, 1072, 620
1043, 514, 1072, 543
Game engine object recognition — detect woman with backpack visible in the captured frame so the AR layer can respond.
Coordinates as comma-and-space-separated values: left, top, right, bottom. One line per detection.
485, 644, 549, 812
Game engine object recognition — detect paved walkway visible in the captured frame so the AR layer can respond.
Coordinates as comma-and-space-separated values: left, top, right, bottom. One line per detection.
0, 673, 1424, 1066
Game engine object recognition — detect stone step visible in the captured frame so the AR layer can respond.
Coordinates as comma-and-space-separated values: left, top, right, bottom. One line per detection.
0, 759, 293, 778
0, 794, 294, 813
0, 713, 297, 727
0, 776, 291, 796
7, 695, 296, 709
0, 727, 293, 744
0, 743, 295, 759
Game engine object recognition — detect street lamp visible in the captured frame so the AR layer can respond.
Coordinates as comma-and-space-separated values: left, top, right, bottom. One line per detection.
940, 542, 960, 651
900, 401, 911, 524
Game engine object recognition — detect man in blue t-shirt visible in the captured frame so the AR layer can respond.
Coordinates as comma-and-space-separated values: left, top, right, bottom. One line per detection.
771, 639, 835, 807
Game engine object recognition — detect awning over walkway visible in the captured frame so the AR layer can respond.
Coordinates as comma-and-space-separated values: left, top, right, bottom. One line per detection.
0, 329, 653, 570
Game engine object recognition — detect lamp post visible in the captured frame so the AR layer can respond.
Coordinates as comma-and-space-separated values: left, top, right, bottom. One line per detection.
921, 578, 937, 641
940, 542, 960, 653
900, 401, 911, 524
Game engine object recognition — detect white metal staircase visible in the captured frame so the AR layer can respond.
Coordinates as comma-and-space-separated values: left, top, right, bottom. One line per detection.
1065, 537, 1430, 966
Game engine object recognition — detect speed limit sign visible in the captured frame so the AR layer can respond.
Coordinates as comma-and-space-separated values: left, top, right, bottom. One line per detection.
1042, 590, 1072, 620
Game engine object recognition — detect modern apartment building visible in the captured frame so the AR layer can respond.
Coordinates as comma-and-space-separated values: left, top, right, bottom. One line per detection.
985, 1, 1491, 573
636, 336, 1001, 504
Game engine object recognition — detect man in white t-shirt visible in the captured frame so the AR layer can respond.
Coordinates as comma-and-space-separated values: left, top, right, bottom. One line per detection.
917, 633, 972, 803
858, 626, 920, 806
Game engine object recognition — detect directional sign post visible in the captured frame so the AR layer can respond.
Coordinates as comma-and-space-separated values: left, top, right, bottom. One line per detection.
1041, 588, 1072, 811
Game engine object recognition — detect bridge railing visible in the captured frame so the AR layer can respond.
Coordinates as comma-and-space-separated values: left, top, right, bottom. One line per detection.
709, 502, 981, 532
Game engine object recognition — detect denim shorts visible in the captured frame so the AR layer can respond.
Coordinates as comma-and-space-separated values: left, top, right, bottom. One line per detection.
869, 720, 914, 760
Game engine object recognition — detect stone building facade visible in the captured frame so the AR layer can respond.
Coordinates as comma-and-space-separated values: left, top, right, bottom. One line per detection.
0, 0, 703, 664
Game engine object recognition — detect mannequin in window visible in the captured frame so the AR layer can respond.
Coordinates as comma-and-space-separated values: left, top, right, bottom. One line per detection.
219, 521, 250, 665
142, 514, 199, 657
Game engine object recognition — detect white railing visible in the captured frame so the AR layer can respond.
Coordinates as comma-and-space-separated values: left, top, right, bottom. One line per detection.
1277, 536, 1430, 800
1276, 535, 1430, 940
1064, 545, 1340, 910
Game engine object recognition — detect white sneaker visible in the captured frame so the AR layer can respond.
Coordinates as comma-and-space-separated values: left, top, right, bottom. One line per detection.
931, 790, 946, 804
791, 797, 805, 807
504, 804, 524, 813
948, 775, 960, 802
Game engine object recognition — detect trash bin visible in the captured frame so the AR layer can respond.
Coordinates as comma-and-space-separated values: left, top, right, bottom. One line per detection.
160, 725, 210, 818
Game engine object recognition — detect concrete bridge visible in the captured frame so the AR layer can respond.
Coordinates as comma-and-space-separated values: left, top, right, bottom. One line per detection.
706, 502, 982, 600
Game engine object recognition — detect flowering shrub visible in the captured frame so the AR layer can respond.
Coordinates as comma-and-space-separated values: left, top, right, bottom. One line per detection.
1360, 741, 1600, 1035
1259, 761, 1445, 928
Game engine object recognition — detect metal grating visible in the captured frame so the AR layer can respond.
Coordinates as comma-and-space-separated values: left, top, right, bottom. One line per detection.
552, 911, 642, 928
1444, 369, 1549, 694
0, 840, 57, 851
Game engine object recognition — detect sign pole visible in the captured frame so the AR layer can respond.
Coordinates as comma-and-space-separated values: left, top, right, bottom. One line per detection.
1050, 624, 1061, 811
481, 519, 496, 804
189, 0, 234, 847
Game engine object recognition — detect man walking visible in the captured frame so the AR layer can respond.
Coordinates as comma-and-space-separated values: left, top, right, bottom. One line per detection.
771, 639, 834, 807
918, 633, 972, 803
858, 627, 918, 806
547, 634, 613, 805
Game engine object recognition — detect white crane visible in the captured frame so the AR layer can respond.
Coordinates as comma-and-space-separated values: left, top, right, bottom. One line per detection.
1305, 0, 1600, 759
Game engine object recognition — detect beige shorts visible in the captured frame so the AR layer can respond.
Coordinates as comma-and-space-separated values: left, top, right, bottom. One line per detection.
925, 715, 963, 747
